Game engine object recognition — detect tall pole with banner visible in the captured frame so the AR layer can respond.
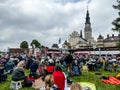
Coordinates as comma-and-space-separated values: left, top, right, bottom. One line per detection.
98, 48, 101, 58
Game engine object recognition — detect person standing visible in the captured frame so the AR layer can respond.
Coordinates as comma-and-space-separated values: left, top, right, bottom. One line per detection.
64, 53, 73, 77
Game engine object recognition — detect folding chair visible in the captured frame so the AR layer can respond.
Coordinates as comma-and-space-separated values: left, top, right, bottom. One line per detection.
10, 81, 22, 90
94, 72, 102, 82
81, 65, 89, 78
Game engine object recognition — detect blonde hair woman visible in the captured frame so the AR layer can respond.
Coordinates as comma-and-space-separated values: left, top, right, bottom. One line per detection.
16, 61, 25, 68
45, 75, 54, 90
70, 82, 82, 90
40, 74, 59, 90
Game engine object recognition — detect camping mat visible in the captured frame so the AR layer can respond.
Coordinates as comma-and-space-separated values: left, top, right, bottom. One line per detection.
101, 76, 120, 85
78, 82, 96, 90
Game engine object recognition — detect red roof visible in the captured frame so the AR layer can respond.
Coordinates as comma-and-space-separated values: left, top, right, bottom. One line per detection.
9, 48, 29, 54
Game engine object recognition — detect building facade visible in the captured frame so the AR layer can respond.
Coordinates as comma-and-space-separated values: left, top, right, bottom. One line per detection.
62, 9, 119, 51
97, 34, 120, 49
65, 9, 95, 49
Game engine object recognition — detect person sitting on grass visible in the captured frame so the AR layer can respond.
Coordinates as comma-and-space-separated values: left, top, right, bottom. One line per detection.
0, 60, 8, 81
38, 59, 46, 81
12, 61, 32, 87
45, 59, 55, 75
52, 65, 65, 90
29, 60, 39, 79
70, 82, 91, 90
5, 60, 15, 74
40, 74, 59, 90
70, 82, 82, 90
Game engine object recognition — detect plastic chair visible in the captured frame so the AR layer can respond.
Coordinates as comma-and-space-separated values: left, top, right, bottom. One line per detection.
94, 72, 102, 82
82, 65, 89, 78
10, 81, 22, 90
82, 65, 89, 72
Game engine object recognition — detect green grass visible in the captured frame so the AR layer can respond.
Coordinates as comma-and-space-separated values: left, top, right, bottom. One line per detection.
70, 71, 120, 90
0, 69, 120, 90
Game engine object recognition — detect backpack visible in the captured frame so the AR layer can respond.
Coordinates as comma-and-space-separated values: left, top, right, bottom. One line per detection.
100, 76, 109, 80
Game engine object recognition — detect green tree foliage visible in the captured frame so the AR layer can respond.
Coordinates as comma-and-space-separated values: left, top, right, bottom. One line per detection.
112, 0, 120, 49
41, 45, 45, 48
112, 0, 120, 32
31, 39, 41, 48
20, 41, 29, 48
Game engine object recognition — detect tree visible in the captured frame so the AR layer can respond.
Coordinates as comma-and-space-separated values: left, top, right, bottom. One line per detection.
41, 45, 45, 48
112, 0, 120, 32
31, 39, 41, 48
20, 41, 29, 48
112, 0, 120, 49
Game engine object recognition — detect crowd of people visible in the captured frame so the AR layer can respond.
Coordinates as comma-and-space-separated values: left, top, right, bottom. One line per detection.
0, 51, 120, 90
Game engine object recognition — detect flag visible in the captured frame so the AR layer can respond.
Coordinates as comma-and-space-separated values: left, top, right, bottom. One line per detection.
58, 38, 61, 44
98, 48, 101, 57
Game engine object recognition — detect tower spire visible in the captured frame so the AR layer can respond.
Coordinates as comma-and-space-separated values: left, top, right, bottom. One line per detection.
87, 5, 88, 10
84, 6, 92, 40
85, 6, 91, 24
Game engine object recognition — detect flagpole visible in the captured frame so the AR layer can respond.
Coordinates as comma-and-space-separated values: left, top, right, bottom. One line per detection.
99, 48, 101, 58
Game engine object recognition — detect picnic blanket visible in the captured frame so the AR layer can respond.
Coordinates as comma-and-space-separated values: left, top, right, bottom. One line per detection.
78, 82, 96, 90
101, 76, 120, 85
116, 73, 120, 78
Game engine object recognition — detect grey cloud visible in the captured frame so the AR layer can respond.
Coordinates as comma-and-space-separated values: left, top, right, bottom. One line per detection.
90, 0, 118, 39
0, 0, 118, 50
0, 0, 9, 3
0, 2, 74, 32
54, 0, 81, 4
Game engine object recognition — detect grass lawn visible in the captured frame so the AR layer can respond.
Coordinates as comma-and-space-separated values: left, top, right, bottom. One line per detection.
0, 69, 120, 90
70, 71, 120, 90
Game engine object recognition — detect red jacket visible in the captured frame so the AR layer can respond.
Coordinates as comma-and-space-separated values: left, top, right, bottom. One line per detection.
52, 71, 65, 90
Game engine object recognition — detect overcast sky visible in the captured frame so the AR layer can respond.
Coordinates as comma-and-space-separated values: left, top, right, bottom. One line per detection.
0, 0, 119, 51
